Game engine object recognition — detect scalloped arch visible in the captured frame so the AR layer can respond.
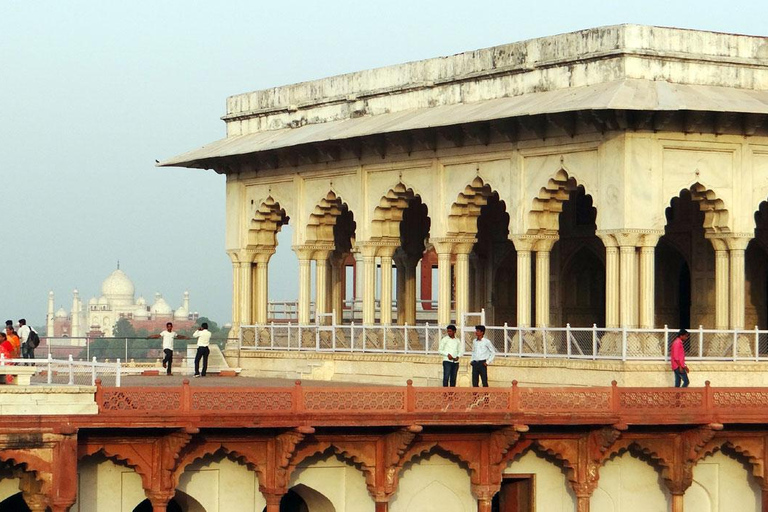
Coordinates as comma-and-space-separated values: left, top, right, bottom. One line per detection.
248, 196, 289, 248
529, 167, 596, 235
305, 191, 356, 246
371, 182, 428, 240
447, 176, 505, 237
666, 183, 730, 234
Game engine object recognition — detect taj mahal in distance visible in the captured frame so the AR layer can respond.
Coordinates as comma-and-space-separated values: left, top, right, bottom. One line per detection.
46, 266, 198, 338
5, 24, 768, 512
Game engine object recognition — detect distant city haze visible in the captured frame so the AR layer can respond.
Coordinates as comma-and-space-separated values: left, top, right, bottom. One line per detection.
2, 0, 765, 328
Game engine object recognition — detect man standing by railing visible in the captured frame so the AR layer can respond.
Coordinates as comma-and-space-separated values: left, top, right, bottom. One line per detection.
671, 329, 690, 388
17, 319, 36, 360
148, 322, 188, 376
439, 324, 461, 387
470, 325, 495, 387
193, 323, 211, 378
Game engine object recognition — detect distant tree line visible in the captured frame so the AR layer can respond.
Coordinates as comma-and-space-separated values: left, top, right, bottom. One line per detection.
80, 317, 229, 361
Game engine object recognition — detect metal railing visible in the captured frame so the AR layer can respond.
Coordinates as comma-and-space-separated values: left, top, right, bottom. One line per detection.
35, 336, 236, 363
0, 354, 122, 386
239, 321, 768, 362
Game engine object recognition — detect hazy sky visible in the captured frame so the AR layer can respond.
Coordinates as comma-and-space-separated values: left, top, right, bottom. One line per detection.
2, 0, 767, 327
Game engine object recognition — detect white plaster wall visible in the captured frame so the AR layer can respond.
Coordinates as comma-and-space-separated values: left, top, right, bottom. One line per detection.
178, 455, 266, 512
389, 453, 474, 512
592, 452, 670, 512
0, 477, 20, 502
289, 452, 374, 512
685, 451, 761, 512
73, 457, 145, 512
503, 449, 576, 512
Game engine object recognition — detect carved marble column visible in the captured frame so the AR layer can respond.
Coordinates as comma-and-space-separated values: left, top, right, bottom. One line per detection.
454, 239, 476, 326
253, 248, 276, 325
294, 246, 314, 324
394, 252, 419, 325
228, 251, 242, 330
707, 236, 730, 330
727, 235, 752, 330
511, 236, 535, 328
239, 259, 254, 326
379, 245, 398, 325
330, 253, 345, 324
314, 250, 332, 324
601, 235, 620, 329
433, 240, 454, 326
638, 232, 662, 329
534, 237, 558, 328
616, 232, 641, 328
361, 245, 378, 325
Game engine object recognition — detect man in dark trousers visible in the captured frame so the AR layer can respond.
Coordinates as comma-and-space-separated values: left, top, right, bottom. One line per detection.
470, 325, 496, 387
192, 323, 212, 377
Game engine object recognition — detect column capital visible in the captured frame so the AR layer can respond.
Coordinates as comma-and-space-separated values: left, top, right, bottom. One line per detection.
597, 229, 662, 248
470, 483, 500, 501
705, 233, 753, 251
429, 237, 476, 254
292, 243, 335, 260
356, 239, 400, 257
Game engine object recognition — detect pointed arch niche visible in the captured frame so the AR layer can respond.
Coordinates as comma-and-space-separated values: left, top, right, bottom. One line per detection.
655, 185, 729, 330
530, 169, 604, 328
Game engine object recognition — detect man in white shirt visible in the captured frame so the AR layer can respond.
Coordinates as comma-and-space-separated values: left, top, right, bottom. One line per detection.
192, 322, 212, 377
470, 325, 496, 387
149, 322, 188, 376
438, 324, 462, 387
17, 319, 34, 360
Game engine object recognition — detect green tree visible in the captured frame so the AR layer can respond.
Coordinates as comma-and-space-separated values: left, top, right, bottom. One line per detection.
113, 318, 136, 338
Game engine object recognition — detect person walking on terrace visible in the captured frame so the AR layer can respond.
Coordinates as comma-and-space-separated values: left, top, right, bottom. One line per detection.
470, 325, 496, 387
439, 324, 462, 387
148, 322, 188, 376
671, 328, 690, 388
192, 322, 211, 378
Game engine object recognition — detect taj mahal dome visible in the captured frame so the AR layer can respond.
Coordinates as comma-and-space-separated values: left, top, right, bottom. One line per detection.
46, 267, 198, 338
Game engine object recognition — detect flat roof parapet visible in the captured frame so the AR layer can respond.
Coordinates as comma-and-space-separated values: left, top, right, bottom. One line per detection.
225, 25, 768, 130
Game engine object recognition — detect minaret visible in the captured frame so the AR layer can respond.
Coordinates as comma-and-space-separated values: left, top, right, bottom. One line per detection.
71, 289, 81, 338
47, 291, 55, 337
183, 291, 190, 312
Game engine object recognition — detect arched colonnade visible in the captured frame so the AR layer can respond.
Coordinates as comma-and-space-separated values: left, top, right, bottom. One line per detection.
233, 168, 768, 333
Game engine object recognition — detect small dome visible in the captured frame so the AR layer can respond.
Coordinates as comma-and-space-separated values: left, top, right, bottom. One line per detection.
136, 296, 147, 306
88, 297, 98, 305
98, 296, 109, 306
134, 306, 149, 319
150, 296, 172, 317
55, 308, 68, 319
173, 306, 188, 319
101, 269, 135, 306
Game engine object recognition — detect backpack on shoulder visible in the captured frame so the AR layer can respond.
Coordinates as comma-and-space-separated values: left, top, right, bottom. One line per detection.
28, 329, 40, 348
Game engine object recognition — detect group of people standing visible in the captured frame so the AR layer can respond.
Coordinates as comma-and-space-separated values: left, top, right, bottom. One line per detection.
148, 322, 212, 377
438, 324, 692, 388
438, 324, 496, 387
0, 319, 36, 360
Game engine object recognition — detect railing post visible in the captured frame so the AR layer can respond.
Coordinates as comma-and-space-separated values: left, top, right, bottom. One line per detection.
124, 338, 128, 362
115, 358, 121, 387
756, 326, 760, 362
255, 324, 260, 349
181, 379, 191, 413
91, 357, 97, 386
503, 323, 509, 355
424, 323, 429, 354
293, 380, 304, 413
270, 322, 275, 348
592, 324, 598, 360
542, 326, 548, 357
332, 313, 337, 351
0, 353, 4, 368
298, 324, 302, 350
732, 327, 738, 361
87, 336, 90, 360
664, 325, 669, 358
481, 308, 486, 325
68, 354, 74, 385
47, 353, 52, 385
94, 378, 103, 412
350, 322, 355, 352
405, 379, 415, 413
287, 322, 292, 349
511, 380, 519, 413
566, 323, 572, 357
362, 324, 367, 352
698, 325, 704, 358
621, 326, 628, 361
611, 380, 620, 417
383, 325, 388, 352
238, 324, 243, 351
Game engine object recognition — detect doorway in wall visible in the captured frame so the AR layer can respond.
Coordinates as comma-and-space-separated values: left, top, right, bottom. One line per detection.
491, 474, 534, 512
